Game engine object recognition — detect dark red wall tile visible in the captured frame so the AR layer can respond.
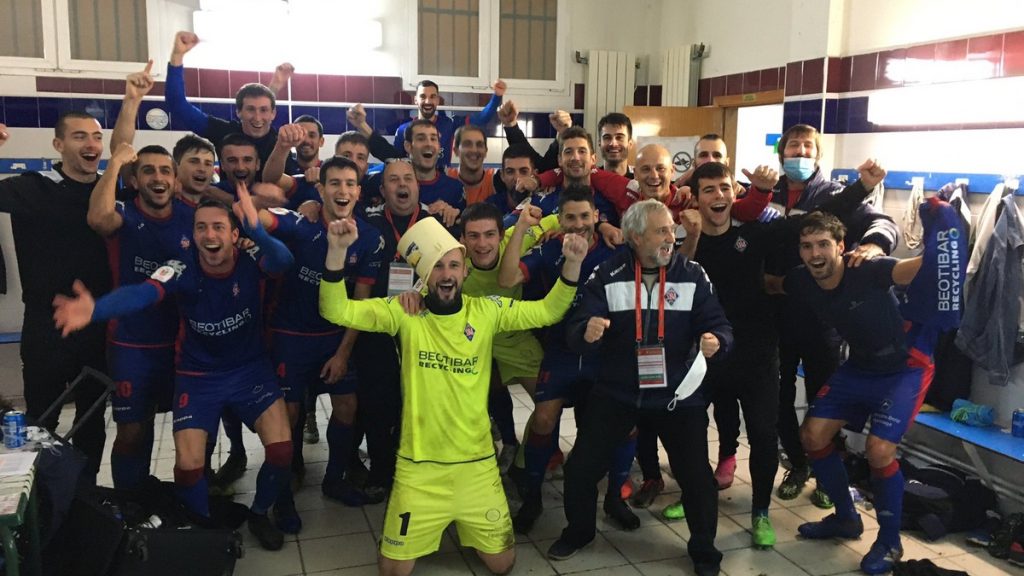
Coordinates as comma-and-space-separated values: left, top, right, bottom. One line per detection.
838, 57, 852, 92
875, 48, 906, 89
967, 33, 1003, 78
228, 70, 259, 95
477, 93, 493, 106
935, 38, 967, 62
726, 73, 743, 95
743, 70, 762, 93
697, 78, 711, 106
450, 92, 477, 106
761, 67, 779, 91
347, 76, 374, 102
801, 57, 824, 95
399, 91, 414, 106
373, 76, 404, 104
289, 73, 318, 101
574, 83, 585, 109
68, 78, 103, 93
1003, 30, 1024, 77
648, 85, 662, 106
904, 43, 935, 84
183, 68, 199, 98
825, 57, 840, 93
710, 76, 726, 102
318, 75, 346, 102
149, 81, 165, 97
36, 77, 70, 93
198, 68, 229, 98
633, 85, 648, 106
785, 61, 803, 96
101, 79, 126, 95
778, 66, 786, 89
850, 53, 877, 92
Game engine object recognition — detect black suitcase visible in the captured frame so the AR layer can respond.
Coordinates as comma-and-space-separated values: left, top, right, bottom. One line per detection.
113, 526, 243, 576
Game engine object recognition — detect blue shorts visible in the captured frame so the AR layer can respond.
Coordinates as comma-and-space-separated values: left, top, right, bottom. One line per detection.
109, 343, 175, 424
532, 351, 596, 405
173, 361, 283, 434
808, 353, 933, 444
271, 330, 357, 402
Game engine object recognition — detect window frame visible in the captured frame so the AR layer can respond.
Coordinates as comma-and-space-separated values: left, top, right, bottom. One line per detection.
0, 0, 164, 76
406, 0, 569, 96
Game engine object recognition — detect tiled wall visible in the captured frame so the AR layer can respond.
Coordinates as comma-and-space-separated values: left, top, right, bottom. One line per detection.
696, 29, 1024, 135
0, 69, 583, 140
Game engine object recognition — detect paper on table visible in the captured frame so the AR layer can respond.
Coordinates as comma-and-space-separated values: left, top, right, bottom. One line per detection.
0, 452, 36, 477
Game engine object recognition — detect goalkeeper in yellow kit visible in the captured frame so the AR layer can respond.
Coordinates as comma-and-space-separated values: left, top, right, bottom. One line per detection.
320, 216, 587, 576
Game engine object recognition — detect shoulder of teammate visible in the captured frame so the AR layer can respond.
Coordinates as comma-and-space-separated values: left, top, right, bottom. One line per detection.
264, 206, 304, 237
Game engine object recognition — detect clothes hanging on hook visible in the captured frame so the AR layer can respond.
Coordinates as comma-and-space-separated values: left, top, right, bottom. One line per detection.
956, 194, 1024, 386
902, 180, 926, 250
966, 182, 1005, 290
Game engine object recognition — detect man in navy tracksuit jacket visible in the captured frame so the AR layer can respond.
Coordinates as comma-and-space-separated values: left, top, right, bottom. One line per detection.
547, 199, 732, 576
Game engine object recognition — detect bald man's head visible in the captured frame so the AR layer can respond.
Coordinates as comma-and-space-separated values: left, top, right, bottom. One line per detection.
634, 144, 674, 201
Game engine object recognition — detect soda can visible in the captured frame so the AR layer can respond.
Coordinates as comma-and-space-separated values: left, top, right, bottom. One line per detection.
3, 411, 25, 449
1012, 408, 1024, 438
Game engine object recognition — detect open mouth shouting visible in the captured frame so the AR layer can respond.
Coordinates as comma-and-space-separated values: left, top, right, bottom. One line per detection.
435, 278, 457, 299
709, 201, 729, 214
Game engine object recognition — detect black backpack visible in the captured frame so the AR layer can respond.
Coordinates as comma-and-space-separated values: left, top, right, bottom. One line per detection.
900, 459, 996, 540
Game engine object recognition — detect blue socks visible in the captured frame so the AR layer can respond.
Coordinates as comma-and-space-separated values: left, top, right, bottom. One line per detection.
252, 441, 292, 515
808, 444, 856, 520
325, 419, 354, 481
524, 420, 560, 495
174, 466, 209, 517
607, 431, 637, 497
871, 461, 904, 548
111, 425, 154, 490
489, 384, 518, 447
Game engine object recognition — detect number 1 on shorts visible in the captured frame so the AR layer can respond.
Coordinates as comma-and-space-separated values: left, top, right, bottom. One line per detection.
398, 511, 411, 536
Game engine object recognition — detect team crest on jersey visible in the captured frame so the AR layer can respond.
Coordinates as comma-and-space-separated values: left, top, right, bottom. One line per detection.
150, 260, 186, 283
486, 295, 503, 307
348, 254, 358, 265
232, 282, 240, 297
734, 237, 748, 253
664, 286, 679, 305
464, 323, 475, 341
179, 235, 191, 250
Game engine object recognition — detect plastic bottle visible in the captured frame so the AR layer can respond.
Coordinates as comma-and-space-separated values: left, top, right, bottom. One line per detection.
139, 514, 162, 529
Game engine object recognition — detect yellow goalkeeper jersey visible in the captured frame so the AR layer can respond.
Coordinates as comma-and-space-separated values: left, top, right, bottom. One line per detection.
320, 276, 575, 463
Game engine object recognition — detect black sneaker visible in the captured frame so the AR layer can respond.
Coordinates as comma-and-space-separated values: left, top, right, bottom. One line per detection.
776, 465, 811, 500
513, 495, 543, 534
989, 513, 1024, 559
212, 452, 248, 489
273, 498, 303, 535
322, 479, 366, 507
361, 483, 387, 505
604, 496, 641, 530
248, 510, 284, 550
547, 536, 592, 560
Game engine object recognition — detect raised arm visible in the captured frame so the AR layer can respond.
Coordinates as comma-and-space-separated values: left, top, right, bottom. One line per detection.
732, 165, 778, 222
233, 182, 294, 274
263, 123, 302, 189
347, 104, 402, 161
320, 219, 400, 335
465, 79, 506, 126
87, 143, 136, 236
497, 200, 542, 288
496, 233, 585, 333
110, 60, 155, 154
164, 32, 209, 134
267, 62, 294, 96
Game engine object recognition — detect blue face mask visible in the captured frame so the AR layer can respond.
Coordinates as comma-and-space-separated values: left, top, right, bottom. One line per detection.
782, 157, 816, 182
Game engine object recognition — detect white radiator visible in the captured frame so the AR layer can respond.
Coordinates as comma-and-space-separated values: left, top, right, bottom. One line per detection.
661, 45, 692, 106
584, 50, 636, 139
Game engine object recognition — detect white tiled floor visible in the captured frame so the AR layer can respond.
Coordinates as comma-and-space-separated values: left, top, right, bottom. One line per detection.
64, 385, 1024, 575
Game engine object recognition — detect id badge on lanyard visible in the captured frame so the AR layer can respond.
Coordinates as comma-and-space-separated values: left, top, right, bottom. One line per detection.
387, 262, 415, 296
635, 263, 667, 389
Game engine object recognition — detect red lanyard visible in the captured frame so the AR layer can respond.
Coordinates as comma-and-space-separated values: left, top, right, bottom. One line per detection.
634, 262, 666, 344
384, 205, 420, 261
